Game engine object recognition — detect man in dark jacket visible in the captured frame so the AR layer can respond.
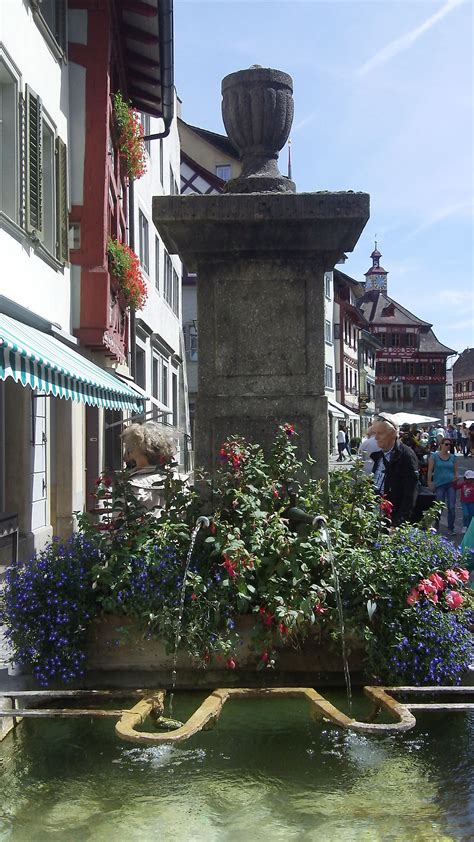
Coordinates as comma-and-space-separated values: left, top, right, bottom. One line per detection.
371, 413, 419, 527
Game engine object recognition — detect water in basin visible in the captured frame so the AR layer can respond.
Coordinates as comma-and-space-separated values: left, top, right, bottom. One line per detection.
0, 691, 472, 841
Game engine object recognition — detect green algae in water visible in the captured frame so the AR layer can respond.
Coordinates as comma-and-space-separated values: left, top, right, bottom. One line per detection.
0, 693, 472, 841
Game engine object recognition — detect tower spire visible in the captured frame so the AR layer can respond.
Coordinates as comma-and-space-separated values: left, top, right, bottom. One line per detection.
364, 240, 388, 292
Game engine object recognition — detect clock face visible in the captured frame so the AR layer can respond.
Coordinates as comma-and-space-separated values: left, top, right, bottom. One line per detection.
374, 275, 386, 288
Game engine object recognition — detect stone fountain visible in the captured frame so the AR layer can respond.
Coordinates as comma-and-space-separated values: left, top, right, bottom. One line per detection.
153, 66, 369, 480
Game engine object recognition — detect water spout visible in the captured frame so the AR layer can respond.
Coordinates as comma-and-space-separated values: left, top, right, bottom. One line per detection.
314, 515, 353, 714
168, 515, 211, 715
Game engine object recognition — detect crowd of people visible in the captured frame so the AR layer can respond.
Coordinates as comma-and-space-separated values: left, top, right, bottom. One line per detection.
355, 416, 474, 537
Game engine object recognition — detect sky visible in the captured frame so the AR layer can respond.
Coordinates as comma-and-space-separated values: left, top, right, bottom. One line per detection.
174, 0, 473, 357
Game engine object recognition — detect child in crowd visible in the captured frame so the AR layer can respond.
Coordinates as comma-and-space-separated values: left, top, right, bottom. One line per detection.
455, 470, 474, 533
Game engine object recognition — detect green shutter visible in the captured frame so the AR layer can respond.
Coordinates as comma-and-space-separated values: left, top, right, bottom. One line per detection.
25, 86, 43, 237
55, 136, 69, 263
18, 92, 26, 229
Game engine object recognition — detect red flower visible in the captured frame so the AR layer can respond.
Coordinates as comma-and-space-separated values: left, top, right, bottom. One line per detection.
406, 587, 420, 606
225, 657, 236, 670
418, 578, 438, 598
380, 496, 393, 517
222, 555, 238, 579
191, 592, 197, 601
445, 590, 464, 610
455, 568, 470, 583
314, 602, 327, 615
259, 606, 274, 627
283, 423, 296, 437
261, 651, 269, 664
445, 569, 461, 585
278, 622, 288, 636
428, 572, 445, 592
273, 486, 280, 499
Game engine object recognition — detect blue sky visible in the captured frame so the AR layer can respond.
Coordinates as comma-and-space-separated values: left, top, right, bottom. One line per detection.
174, 0, 473, 356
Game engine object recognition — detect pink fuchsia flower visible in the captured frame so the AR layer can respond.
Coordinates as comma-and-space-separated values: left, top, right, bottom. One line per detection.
314, 602, 328, 615
455, 568, 470, 583
191, 592, 197, 601
445, 569, 461, 585
225, 657, 236, 669
445, 590, 464, 610
283, 423, 296, 436
428, 572, 445, 592
406, 587, 420, 606
278, 622, 288, 636
418, 578, 438, 598
260, 651, 269, 665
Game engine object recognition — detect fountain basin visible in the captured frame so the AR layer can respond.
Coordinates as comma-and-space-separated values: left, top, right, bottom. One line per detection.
85, 614, 365, 688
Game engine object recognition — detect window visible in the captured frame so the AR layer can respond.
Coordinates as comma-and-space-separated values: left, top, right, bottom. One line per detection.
186, 322, 198, 361
152, 352, 170, 413
172, 267, 179, 316
0, 60, 18, 221
216, 164, 231, 181
325, 364, 333, 389
324, 272, 332, 298
169, 164, 178, 195
335, 372, 340, 392
172, 371, 178, 427
136, 346, 146, 389
42, 119, 55, 254
159, 139, 164, 184
154, 236, 160, 290
22, 85, 68, 261
140, 113, 150, 153
324, 319, 332, 344
35, 0, 67, 51
164, 250, 179, 316
138, 210, 149, 273
164, 251, 173, 307
381, 386, 389, 400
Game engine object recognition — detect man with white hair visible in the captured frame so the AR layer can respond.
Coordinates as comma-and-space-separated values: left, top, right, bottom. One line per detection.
370, 412, 420, 527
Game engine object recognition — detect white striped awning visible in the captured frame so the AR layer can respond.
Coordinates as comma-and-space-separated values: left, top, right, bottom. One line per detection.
0, 313, 142, 412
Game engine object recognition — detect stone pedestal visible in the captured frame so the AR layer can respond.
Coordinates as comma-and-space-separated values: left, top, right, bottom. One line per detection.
153, 191, 369, 480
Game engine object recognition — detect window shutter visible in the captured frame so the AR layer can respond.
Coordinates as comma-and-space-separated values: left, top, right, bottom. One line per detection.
25, 86, 43, 237
55, 136, 69, 263
18, 92, 26, 229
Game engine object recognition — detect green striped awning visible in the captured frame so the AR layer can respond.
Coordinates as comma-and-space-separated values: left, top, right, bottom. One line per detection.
0, 313, 142, 412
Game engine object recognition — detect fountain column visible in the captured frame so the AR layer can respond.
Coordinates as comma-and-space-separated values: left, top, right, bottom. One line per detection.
153, 67, 369, 480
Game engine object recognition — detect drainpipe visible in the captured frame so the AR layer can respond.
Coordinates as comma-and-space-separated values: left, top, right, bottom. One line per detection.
128, 180, 136, 379
143, 0, 174, 142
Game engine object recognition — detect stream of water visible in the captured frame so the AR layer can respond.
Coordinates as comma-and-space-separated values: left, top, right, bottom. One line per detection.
167, 517, 210, 716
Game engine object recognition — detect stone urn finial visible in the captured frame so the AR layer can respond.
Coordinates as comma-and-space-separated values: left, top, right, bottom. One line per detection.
221, 66, 295, 194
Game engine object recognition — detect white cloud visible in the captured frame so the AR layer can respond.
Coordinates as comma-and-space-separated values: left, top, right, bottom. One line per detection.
406, 200, 474, 239
292, 112, 315, 132
357, 0, 465, 76
438, 290, 474, 307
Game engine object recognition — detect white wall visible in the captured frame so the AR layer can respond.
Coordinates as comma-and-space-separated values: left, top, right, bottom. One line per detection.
0, 0, 71, 330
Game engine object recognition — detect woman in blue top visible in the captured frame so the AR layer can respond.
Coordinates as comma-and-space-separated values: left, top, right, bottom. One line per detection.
427, 438, 458, 533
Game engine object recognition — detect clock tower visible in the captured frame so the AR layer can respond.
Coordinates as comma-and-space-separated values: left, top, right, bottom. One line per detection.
364, 241, 388, 291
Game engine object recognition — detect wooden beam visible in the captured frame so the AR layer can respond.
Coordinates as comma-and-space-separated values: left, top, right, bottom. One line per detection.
0, 708, 126, 717
124, 24, 159, 45
0, 689, 158, 698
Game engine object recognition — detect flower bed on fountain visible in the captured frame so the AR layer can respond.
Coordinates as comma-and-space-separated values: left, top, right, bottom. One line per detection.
2, 427, 472, 687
